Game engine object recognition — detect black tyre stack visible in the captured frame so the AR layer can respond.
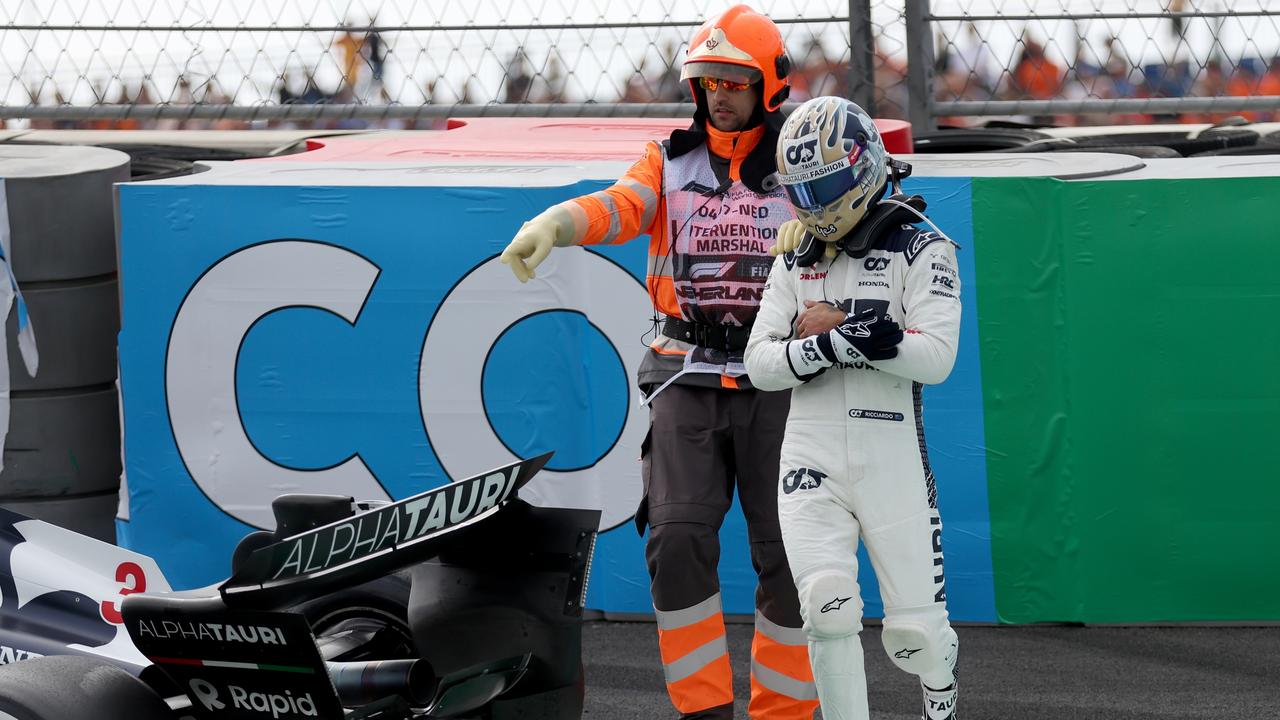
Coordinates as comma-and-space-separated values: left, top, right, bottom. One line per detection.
0, 145, 131, 542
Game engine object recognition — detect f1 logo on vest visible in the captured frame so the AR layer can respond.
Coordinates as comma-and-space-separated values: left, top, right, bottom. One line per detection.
864, 256, 891, 272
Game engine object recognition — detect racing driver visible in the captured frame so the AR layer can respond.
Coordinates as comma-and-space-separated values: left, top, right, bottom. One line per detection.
744, 96, 962, 720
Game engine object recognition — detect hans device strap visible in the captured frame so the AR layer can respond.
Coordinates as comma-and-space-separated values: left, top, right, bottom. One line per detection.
792, 231, 827, 268
839, 194, 928, 259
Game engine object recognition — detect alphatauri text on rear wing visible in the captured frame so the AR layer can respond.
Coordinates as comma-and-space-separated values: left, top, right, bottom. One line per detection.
220, 452, 551, 608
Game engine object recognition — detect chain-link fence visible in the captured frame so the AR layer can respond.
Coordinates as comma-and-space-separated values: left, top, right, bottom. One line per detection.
1, 1, 1278, 130
0, 1, 909, 128
928, 0, 1280, 127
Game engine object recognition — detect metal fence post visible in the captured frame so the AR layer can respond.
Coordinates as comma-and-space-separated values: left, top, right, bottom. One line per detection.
904, 0, 935, 135
847, 0, 876, 115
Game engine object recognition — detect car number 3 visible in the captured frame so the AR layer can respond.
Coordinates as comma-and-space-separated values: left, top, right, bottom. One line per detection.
100, 561, 147, 625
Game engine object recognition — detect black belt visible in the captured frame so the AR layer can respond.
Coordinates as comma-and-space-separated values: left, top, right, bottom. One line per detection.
662, 317, 751, 352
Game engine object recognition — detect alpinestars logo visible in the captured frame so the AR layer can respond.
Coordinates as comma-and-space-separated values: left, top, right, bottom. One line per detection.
847, 315, 877, 338
905, 232, 942, 263
895, 648, 922, 659
782, 467, 827, 494
820, 596, 852, 613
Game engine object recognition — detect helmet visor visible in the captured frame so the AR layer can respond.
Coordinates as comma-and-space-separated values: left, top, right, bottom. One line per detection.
782, 165, 865, 212
680, 60, 762, 85
780, 148, 869, 212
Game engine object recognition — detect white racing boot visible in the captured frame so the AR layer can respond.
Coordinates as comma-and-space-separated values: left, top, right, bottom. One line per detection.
921, 679, 958, 720
919, 635, 958, 720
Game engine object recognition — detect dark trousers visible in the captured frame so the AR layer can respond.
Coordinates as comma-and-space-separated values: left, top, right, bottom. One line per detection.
637, 384, 811, 719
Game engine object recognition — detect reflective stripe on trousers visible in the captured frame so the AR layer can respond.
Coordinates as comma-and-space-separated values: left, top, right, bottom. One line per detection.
656, 593, 733, 714
749, 610, 820, 719
657, 597, 820, 718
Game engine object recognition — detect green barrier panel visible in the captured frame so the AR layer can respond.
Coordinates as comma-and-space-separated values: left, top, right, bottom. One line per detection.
974, 176, 1280, 623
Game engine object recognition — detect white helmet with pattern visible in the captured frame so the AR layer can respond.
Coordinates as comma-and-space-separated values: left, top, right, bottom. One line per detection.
775, 96, 888, 242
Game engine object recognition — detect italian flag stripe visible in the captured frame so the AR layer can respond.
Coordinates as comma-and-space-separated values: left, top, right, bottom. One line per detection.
150, 656, 314, 674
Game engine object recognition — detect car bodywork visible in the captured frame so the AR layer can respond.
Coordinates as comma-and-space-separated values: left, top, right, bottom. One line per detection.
0, 453, 599, 719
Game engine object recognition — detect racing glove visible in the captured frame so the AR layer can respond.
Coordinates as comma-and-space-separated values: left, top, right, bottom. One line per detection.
500, 207, 575, 283
784, 306, 903, 377
822, 306, 903, 362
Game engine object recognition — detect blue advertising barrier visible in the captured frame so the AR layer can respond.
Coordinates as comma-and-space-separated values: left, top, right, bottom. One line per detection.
116, 164, 995, 621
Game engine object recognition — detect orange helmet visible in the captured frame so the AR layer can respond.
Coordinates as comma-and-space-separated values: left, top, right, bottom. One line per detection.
680, 4, 792, 112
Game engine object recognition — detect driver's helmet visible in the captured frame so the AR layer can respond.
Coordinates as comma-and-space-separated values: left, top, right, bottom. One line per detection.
774, 96, 888, 241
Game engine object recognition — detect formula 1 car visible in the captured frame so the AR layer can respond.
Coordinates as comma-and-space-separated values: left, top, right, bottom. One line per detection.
0, 452, 600, 719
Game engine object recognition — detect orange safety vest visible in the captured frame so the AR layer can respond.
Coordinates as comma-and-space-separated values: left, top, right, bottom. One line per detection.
553, 122, 794, 392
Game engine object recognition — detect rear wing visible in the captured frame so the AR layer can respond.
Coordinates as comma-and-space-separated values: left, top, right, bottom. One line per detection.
220, 452, 551, 609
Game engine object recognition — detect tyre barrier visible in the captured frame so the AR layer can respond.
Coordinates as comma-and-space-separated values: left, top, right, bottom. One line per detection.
1191, 143, 1280, 156
2, 388, 121, 499
0, 491, 120, 545
913, 127, 1054, 153
6, 277, 119, 392
0, 145, 129, 543
101, 143, 251, 181
1011, 128, 1260, 157
0, 145, 127, 281
1040, 144, 1183, 159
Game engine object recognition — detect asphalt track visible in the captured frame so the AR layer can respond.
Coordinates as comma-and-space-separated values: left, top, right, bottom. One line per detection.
581, 621, 1280, 719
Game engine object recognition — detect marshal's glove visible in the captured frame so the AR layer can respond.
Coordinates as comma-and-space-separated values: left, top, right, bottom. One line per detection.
818, 306, 903, 362
769, 219, 807, 257
769, 219, 839, 264
500, 207, 578, 283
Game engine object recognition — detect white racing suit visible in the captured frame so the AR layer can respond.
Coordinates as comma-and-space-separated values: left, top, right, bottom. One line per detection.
743, 221, 962, 720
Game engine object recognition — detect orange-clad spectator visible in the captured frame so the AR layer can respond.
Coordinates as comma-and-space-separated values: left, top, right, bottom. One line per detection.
334, 23, 365, 90
1010, 38, 1062, 100
1227, 63, 1261, 121
1183, 60, 1231, 124
1257, 57, 1280, 120
112, 83, 154, 130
